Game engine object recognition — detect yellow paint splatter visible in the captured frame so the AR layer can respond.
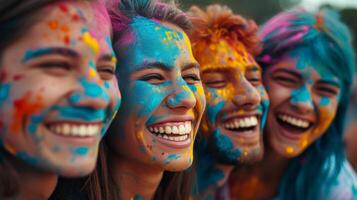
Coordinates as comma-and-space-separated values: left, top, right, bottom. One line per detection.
82, 32, 99, 55
286, 147, 295, 154
89, 68, 97, 78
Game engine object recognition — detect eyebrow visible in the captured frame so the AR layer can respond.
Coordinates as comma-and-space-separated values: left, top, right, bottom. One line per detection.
22, 47, 79, 63
182, 62, 200, 71
135, 61, 173, 72
99, 54, 116, 62
273, 68, 302, 79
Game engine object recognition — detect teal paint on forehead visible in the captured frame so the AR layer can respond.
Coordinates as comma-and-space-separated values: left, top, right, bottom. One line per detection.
121, 16, 184, 72
288, 46, 341, 85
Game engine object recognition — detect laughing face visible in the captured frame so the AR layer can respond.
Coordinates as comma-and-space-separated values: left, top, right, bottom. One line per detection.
263, 46, 341, 157
0, 2, 121, 176
108, 17, 206, 171
196, 39, 269, 164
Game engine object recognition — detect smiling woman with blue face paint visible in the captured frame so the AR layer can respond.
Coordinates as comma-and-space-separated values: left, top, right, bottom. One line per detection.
229, 9, 357, 200
0, 0, 121, 199
85, 0, 206, 200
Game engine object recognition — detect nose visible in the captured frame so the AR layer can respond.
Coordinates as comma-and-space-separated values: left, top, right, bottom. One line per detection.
290, 86, 314, 113
69, 76, 110, 110
232, 79, 261, 110
166, 78, 196, 110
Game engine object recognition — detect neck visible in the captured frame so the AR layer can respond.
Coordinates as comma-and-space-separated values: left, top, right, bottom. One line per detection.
230, 145, 290, 199
109, 153, 164, 200
195, 139, 235, 199
6, 156, 58, 200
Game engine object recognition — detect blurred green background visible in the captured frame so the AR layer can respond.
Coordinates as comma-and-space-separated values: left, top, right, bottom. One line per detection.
180, 0, 357, 59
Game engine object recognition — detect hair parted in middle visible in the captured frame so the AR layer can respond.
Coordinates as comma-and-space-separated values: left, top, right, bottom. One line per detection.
187, 4, 262, 57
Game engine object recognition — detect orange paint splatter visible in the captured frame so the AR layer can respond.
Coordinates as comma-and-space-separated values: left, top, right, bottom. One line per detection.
48, 20, 58, 30
64, 35, 70, 45
61, 25, 69, 33
11, 93, 44, 133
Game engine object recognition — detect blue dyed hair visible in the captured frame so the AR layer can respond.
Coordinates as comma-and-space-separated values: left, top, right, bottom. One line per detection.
257, 8, 356, 200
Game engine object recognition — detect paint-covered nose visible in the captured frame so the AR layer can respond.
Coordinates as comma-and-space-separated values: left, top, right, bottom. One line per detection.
290, 86, 314, 113
69, 76, 110, 110
166, 79, 196, 110
232, 79, 261, 109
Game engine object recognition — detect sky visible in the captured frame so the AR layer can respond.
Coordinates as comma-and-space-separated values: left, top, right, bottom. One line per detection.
300, 0, 357, 10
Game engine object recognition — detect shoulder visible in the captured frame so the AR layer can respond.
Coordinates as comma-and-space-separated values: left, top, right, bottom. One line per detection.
320, 159, 357, 200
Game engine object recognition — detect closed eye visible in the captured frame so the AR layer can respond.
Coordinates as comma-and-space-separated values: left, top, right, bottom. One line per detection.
139, 73, 165, 85
183, 74, 201, 84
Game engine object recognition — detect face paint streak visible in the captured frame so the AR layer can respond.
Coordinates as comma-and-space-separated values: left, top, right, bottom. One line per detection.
11, 93, 44, 133
164, 154, 181, 165
82, 32, 100, 55
212, 129, 241, 162
0, 84, 10, 103
79, 77, 108, 101
53, 105, 106, 122
71, 146, 89, 156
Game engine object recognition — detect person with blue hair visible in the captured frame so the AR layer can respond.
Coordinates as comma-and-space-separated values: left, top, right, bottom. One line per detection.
229, 8, 357, 200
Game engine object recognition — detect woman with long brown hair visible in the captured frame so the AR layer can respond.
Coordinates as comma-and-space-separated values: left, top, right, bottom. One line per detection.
0, 0, 121, 199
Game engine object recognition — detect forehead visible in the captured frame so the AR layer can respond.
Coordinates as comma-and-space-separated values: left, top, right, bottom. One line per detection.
197, 39, 258, 73
123, 17, 191, 71
274, 47, 340, 82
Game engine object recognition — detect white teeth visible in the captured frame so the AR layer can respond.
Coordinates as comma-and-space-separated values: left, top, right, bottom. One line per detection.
224, 116, 258, 130
147, 121, 192, 139
278, 114, 310, 128
179, 125, 185, 135
48, 123, 101, 137
165, 126, 172, 134
172, 126, 179, 134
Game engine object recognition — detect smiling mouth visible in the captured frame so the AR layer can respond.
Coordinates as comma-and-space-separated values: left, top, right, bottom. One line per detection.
46, 123, 102, 137
223, 116, 258, 132
147, 121, 192, 142
276, 113, 312, 133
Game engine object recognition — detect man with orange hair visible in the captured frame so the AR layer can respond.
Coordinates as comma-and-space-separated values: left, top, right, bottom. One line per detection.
188, 4, 269, 199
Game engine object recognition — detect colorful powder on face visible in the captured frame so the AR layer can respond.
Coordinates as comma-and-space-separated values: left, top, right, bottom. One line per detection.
11, 93, 44, 133
71, 146, 89, 156
82, 32, 100, 55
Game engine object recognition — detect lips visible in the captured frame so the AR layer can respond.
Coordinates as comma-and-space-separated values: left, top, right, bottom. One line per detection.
146, 121, 192, 148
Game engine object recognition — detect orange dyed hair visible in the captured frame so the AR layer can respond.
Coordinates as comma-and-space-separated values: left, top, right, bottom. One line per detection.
187, 4, 261, 56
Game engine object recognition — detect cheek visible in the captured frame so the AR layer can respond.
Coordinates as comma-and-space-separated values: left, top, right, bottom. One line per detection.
315, 99, 338, 132
204, 87, 226, 125
188, 84, 206, 117
126, 81, 169, 118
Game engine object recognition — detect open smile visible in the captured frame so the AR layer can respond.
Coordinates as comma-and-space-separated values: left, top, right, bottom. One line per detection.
45, 122, 102, 137
146, 121, 192, 148
276, 113, 314, 135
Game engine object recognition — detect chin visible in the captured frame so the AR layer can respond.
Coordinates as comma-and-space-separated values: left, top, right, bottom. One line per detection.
161, 155, 193, 172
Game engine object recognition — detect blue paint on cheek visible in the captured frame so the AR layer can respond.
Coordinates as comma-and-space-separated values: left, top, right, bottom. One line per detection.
69, 92, 81, 104
130, 81, 167, 117
164, 153, 181, 164
146, 115, 164, 125
28, 115, 44, 135
320, 96, 331, 106
71, 147, 89, 156
260, 99, 270, 129
0, 84, 10, 105
206, 101, 225, 125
